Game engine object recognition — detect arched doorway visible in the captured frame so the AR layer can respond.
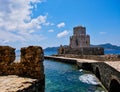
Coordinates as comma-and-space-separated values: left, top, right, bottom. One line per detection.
109, 79, 120, 92
95, 67, 101, 81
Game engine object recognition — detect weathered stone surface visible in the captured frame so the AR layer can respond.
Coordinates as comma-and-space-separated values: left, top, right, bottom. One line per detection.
0, 46, 45, 92
0, 46, 15, 64
0, 75, 36, 92
58, 45, 65, 54
91, 62, 120, 90
54, 54, 120, 61
70, 26, 90, 48
20, 46, 44, 79
58, 25, 104, 55
58, 46, 104, 55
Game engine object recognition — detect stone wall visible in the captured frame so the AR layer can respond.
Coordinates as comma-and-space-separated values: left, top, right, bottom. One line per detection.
0, 46, 45, 92
20, 46, 44, 79
0, 46, 15, 64
73, 26, 86, 35
77, 62, 120, 91
92, 62, 120, 91
70, 26, 90, 48
56, 54, 120, 61
92, 63, 120, 89
77, 61, 120, 92
58, 46, 104, 55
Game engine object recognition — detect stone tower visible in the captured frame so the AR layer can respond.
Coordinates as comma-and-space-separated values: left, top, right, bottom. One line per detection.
70, 26, 90, 48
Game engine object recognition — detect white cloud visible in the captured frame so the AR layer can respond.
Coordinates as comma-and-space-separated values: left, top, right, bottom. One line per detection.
29, 30, 35, 34
0, 30, 25, 42
99, 32, 106, 35
0, 0, 47, 47
57, 22, 65, 28
57, 30, 69, 38
48, 29, 54, 32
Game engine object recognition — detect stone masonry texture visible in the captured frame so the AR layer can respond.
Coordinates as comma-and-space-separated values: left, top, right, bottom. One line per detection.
0, 46, 15, 64
58, 26, 104, 55
0, 46, 45, 92
58, 46, 104, 55
70, 26, 90, 48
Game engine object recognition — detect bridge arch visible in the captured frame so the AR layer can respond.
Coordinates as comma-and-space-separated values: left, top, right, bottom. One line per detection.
109, 79, 120, 92
95, 67, 101, 81
82, 63, 93, 71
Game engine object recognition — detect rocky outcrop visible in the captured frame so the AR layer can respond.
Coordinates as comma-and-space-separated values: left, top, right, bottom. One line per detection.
0, 46, 45, 92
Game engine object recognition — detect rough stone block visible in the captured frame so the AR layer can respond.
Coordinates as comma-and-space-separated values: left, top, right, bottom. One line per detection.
0, 46, 45, 92
0, 46, 15, 64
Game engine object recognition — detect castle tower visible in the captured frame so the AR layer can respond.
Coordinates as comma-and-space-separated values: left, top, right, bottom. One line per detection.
70, 26, 90, 48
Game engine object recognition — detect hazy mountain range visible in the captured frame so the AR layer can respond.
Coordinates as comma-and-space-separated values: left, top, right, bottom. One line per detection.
16, 43, 120, 54
15, 43, 120, 56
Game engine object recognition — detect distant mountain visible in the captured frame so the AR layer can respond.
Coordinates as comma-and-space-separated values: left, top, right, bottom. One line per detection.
92, 43, 120, 50
44, 47, 59, 55
44, 43, 120, 55
44, 46, 59, 52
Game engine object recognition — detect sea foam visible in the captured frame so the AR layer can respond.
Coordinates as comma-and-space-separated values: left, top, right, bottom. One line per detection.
79, 74, 101, 85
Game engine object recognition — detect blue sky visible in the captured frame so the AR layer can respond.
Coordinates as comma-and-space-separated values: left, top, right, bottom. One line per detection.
0, 0, 120, 49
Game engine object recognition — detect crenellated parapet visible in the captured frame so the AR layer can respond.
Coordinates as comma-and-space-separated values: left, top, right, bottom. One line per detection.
20, 46, 44, 79
0, 46, 15, 64
70, 26, 90, 48
0, 46, 45, 92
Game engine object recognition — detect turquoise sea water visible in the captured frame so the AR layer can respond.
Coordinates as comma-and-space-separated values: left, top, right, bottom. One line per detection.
44, 49, 120, 92
44, 59, 106, 92
15, 49, 119, 91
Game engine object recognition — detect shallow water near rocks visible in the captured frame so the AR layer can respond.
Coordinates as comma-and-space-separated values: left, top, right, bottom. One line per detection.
44, 59, 107, 92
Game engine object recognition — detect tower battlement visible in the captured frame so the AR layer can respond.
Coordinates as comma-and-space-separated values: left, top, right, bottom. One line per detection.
58, 25, 104, 55
70, 26, 90, 48
73, 26, 86, 35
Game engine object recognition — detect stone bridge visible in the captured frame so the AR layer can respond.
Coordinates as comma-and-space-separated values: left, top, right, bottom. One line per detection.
77, 61, 120, 92
45, 56, 120, 92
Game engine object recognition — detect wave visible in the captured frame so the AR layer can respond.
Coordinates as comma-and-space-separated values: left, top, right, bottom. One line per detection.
79, 69, 83, 72
79, 74, 101, 85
